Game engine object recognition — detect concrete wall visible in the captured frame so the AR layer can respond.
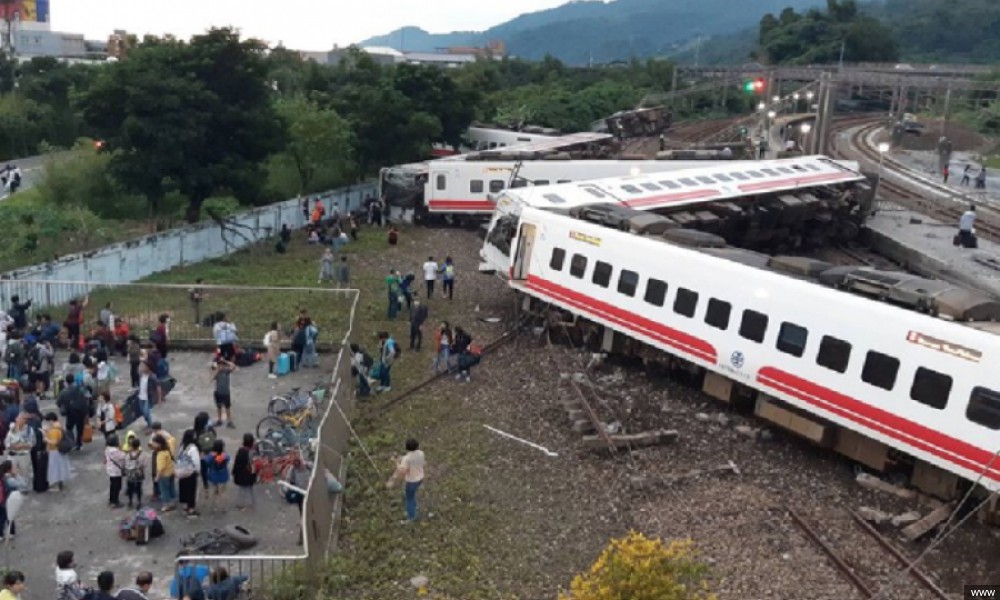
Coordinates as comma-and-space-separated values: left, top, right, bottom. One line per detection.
0, 183, 377, 299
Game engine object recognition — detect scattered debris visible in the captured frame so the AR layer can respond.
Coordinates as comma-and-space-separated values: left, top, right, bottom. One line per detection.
902, 502, 955, 541
891, 511, 922, 528
735, 425, 759, 439
482, 425, 559, 457
855, 473, 917, 500
631, 460, 740, 489
582, 429, 677, 451
695, 412, 711, 422
857, 506, 893, 525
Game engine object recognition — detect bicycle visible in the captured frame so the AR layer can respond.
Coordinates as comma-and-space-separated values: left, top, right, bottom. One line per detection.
258, 401, 317, 436
251, 446, 302, 484
179, 529, 241, 555
267, 383, 328, 416
257, 420, 317, 452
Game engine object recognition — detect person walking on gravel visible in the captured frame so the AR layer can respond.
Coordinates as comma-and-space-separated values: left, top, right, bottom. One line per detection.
387, 438, 425, 523
422, 257, 438, 299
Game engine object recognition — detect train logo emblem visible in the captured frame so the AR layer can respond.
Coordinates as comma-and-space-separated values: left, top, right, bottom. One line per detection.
730, 351, 745, 369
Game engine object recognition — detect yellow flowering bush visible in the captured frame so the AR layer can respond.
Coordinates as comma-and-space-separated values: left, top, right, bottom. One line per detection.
559, 531, 717, 600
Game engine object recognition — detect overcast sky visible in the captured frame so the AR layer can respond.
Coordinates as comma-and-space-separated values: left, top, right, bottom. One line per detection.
51, 0, 574, 50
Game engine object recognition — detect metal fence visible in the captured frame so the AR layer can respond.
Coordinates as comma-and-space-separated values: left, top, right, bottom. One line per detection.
173, 286, 359, 598
0, 183, 376, 286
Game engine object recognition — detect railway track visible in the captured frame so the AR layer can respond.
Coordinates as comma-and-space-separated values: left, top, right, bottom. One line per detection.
833, 119, 1000, 243
788, 508, 949, 600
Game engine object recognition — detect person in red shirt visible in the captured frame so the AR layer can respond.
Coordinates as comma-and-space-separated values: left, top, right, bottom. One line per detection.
311, 201, 326, 225
63, 296, 88, 350
113, 320, 130, 356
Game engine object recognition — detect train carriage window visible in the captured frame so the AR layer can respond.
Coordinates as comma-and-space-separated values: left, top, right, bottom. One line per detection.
761, 169, 779, 176
569, 254, 588, 279
776, 322, 808, 357
805, 164, 822, 171
658, 181, 682, 189
617, 270, 639, 297
436, 175, 447, 190
713, 174, 733, 182
679, 178, 699, 187
641, 183, 661, 191
490, 180, 506, 193
696, 176, 716, 184
777, 167, 794, 174
543, 194, 566, 204
730, 173, 749, 180
910, 367, 952, 410
747, 171, 764, 178
705, 299, 731, 330
557, 179, 571, 184
739, 310, 769, 343
470, 180, 484, 193
488, 142, 498, 149
550, 248, 566, 271
816, 336, 851, 373
644, 279, 668, 306
968, 387, 1000, 430
592, 261, 613, 288
673, 288, 699, 318
535, 180, 550, 186
621, 185, 643, 194
861, 351, 900, 391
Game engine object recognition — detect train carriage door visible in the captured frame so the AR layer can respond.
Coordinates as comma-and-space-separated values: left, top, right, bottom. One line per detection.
513, 224, 537, 280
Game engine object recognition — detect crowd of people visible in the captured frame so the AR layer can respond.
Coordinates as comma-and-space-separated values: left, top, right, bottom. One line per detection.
1, 164, 22, 197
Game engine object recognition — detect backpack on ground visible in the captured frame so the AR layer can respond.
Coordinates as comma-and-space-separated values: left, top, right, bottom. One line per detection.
197, 428, 217, 454
57, 429, 75, 454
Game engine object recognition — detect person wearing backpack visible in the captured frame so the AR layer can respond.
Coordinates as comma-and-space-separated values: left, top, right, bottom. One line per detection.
123, 437, 144, 508
193, 412, 217, 491
58, 375, 89, 452
442, 256, 456, 300
205, 440, 229, 512
96, 393, 117, 439
3, 333, 24, 380
349, 344, 372, 398
376, 331, 398, 393
43, 413, 71, 491
232, 433, 256, 510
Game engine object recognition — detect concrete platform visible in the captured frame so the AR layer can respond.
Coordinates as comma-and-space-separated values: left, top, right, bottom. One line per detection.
5, 351, 333, 598
864, 208, 1000, 298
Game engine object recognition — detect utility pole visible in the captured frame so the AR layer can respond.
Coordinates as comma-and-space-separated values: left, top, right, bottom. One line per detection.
669, 67, 679, 112
838, 40, 846, 72
940, 87, 952, 138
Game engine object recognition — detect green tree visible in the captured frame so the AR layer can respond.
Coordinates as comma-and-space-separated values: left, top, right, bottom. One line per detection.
758, 1, 898, 64
272, 96, 354, 194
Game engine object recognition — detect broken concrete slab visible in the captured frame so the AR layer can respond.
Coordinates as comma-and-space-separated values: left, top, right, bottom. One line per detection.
856, 473, 917, 500
902, 503, 955, 541
891, 511, 922, 528
857, 506, 893, 525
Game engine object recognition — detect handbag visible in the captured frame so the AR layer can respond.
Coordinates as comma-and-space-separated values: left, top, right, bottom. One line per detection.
82, 422, 94, 444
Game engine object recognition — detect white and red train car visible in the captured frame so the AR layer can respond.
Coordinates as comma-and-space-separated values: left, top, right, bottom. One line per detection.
495, 203, 1000, 499
430, 125, 562, 157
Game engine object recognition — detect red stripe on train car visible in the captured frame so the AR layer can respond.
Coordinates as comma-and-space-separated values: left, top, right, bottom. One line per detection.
623, 189, 721, 208
758, 367, 1000, 482
737, 172, 856, 193
427, 200, 494, 212
525, 275, 717, 363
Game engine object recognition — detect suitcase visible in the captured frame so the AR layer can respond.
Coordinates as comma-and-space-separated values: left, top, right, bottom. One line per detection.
133, 522, 150, 545
277, 353, 291, 376
82, 422, 94, 444
289, 352, 299, 372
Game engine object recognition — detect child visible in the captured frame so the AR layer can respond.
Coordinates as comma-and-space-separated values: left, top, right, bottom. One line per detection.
124, 436, 144, 508
231, 433, 257, 510
206, 439, 230, 511
153, 434, 176, 512
96, 392, 117, 439
104, 433, 125, 508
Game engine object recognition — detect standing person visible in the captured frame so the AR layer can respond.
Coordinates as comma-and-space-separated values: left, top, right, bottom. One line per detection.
350, 344, 372, 398
0, 460, 25, 539
263, 322, 280, 380
311, 201, 326, 226
176, 429, 201, 518
115, 572, 154, 600
189, 280, 205, 327
127, 336, 141, 388
301, 319, 319, 369
3, 333, 24, 381
5, 414, 35, 486
0, 571, 25, 600
232, 433, 256, 511
212, 315, 238, 361
386, 270, 402, 321
44, 413, 70, 492
432, 322, 451, 374
55, 551, 85, 600
58, 375, 88, 452
376, 332, 398, 393
421, 257, 438, 299
961, 164, 972, 186
387, 226, 399, 246
123, 437, 145, 508
8, 296, 31, 332
336, 256, 351, 289
349, 215, 359, 241
942, 163, 950, 183
64, 296, 89, 351
152, 434, 176, 512
96, 392, 117, 440
409, 299, 428, 351
28, 339, 54, 399
29, 412, 47, 493
318, 248, 334, 284
99, 303, 114, 332
210, 358, 237, 428
452, 326, 476, 382
194, 412, 218, 491
977, 166, 988, 189
136, 362, 161, 432
300, 197, 309, 224
151, 314, 169, 359
442, 257, 456, 300
205, 439, 229, 512
386, 438, 425, 523
958, 204, 978, 249
104, 433, 125, 509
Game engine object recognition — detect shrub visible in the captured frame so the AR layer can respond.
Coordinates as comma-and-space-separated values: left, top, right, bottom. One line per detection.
559, 531, 716, 600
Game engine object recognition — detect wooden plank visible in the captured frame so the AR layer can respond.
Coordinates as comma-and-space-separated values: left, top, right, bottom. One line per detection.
582, 429, 678, 450
902, 503, 955, 541
856, 473, 917, 499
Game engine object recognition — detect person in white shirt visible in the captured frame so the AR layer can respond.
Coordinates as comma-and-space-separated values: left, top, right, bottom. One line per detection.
212, 315, 238, 360
137, 361, 161, 431
386, 438, 425, 522
421, 257, 440, 299
958, 204, 977, 249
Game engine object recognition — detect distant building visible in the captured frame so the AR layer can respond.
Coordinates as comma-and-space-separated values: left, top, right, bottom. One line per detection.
2, 1, 111, 62
323, 41, 505, 69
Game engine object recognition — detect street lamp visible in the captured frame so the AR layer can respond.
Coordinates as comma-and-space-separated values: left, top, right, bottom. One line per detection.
800, 123, 812, 154
772, 95, 781, 104
767, 110, 777, 120
757, 102, 766, 112
874, 141, 891, 206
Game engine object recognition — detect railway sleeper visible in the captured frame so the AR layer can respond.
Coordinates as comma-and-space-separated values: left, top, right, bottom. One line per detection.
532, 304, 1000, 523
